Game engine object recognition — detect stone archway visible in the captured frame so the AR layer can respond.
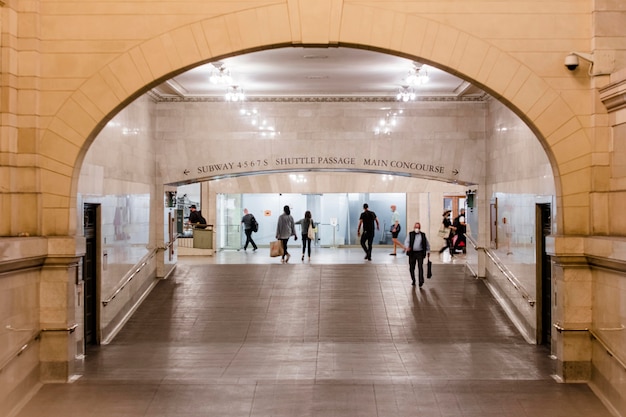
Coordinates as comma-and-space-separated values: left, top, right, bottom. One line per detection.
18, 2, 606, 397
35, 3, 589, 238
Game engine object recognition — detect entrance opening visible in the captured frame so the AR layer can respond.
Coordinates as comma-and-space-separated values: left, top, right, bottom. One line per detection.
536, 203, 552, 346
83, 203, 99, 347
215, 192, 406, 250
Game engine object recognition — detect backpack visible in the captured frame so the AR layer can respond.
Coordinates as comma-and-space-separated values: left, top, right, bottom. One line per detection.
250, 216, 259, 233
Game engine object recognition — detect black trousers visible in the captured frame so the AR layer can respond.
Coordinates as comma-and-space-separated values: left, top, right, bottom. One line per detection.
408, 251, 426, 286
244, 229, 257, 250
301, 234, 312, 256
280, 238, 290, 259
360, 230, 374, 259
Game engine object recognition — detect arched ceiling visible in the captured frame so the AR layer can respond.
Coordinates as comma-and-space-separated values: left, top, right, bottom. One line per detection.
151, 47, 486, 100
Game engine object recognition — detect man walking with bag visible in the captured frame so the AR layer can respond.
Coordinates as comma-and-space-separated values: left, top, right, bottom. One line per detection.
404, 221, 430, 287
241, 208, 258, 251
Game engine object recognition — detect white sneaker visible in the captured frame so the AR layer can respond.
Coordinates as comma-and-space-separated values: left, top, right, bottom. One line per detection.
285, 254, 291, 263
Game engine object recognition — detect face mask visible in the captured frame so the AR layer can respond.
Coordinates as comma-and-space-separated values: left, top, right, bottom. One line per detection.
415, 228, 420, 233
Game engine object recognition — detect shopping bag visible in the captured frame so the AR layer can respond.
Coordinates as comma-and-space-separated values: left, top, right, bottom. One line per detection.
269, 240, 284, 257
307, 223, 315, 240
427, 259, 433, 278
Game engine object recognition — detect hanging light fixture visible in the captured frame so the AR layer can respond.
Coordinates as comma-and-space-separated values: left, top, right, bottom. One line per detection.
225, 85, 245, 102
209, 63, 233, 85
396, 86, 416, 102
406, 64, 430, 86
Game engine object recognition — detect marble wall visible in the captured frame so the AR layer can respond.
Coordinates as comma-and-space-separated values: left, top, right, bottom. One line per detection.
77, 96, 161, 344
479, 98, 556, 343
155, 100, 486, 186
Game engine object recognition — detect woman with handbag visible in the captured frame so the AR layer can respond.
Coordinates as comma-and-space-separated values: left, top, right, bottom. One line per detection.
295, 210, 316, 261
438, 210, 455, 257
276, 205, 297, 263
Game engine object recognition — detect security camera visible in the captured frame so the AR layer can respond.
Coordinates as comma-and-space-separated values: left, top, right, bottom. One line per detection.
564, 54, 579, 71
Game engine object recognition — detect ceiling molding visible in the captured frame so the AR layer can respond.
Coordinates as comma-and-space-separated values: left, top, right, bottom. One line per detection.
152, 95, 489, 103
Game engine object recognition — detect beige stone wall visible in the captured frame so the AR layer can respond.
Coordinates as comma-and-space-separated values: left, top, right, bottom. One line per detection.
78, 95, 159, 343
1, 1, 626, 415
0, 0, 618, 237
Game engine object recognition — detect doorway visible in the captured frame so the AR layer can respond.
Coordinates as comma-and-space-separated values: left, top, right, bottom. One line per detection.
83, 203, 99, 347
536, 203, 552, 346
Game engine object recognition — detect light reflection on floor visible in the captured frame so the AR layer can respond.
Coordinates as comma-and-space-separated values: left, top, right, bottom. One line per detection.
180, 246, 467, 265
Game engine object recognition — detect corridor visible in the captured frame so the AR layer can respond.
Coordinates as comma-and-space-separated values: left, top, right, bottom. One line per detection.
15, 249, 613, 417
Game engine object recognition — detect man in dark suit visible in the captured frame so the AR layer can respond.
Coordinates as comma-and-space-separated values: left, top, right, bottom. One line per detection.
404, 222, 431, 287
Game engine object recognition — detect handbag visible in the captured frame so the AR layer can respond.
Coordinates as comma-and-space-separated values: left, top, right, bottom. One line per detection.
427, 259, 433, 278
438, 227, 450, 239
307, 221, 315, 240
269, 240, 284, 257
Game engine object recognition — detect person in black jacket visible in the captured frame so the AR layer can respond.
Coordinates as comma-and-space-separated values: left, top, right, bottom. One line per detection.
357, 203, 379, 261
404, 222, 430, 287
188, 205, 207, 228
452, 208, 466, 254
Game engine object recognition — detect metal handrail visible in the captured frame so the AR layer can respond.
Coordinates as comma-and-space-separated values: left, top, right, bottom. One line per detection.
589, 328, 626, 371
41, 324, 78, 333
484, 248, 535, 307
553, 323, 626, 371
102, 260, 148, 306
0, 323, 79, 374
101, 250, 158, 307
0, 330, 40, 374
553, 323, 588, 333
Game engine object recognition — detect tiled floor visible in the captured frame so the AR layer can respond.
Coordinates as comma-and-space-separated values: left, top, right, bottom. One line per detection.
15, 248, 614, 417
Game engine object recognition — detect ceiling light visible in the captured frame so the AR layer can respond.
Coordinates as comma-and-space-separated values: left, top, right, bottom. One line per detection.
374, 111, 400, 136
225, 86, 245, 102
396, 86, 416, 102
406, 64, 429, 86
209, 63, 233, 85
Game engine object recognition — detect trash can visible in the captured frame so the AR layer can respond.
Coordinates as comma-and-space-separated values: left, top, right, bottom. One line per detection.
192, 225, 213, 249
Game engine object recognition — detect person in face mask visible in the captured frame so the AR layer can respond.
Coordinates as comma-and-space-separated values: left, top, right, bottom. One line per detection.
403, 222, 431, 287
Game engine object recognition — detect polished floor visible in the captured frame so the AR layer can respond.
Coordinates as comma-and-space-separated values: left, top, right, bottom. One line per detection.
16, 248, 614, 417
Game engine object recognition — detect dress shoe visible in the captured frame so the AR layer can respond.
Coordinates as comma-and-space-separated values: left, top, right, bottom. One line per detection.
411, 280, 416, 286
285, 253, 291, 263
389, 253, 396, 256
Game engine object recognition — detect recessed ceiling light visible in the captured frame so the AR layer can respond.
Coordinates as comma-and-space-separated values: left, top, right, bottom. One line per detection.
305, 75, 329, 80
303, 55, 329, 59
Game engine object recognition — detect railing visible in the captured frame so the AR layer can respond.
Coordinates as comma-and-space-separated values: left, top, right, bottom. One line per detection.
0, 324, 77, 374
481, 241, 535, 307
101, 251, 157, 307
553, 323, 626, 372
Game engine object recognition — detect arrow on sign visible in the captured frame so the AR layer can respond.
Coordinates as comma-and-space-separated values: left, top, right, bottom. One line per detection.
452, 169, 459, 175
183, 169, 190, 175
